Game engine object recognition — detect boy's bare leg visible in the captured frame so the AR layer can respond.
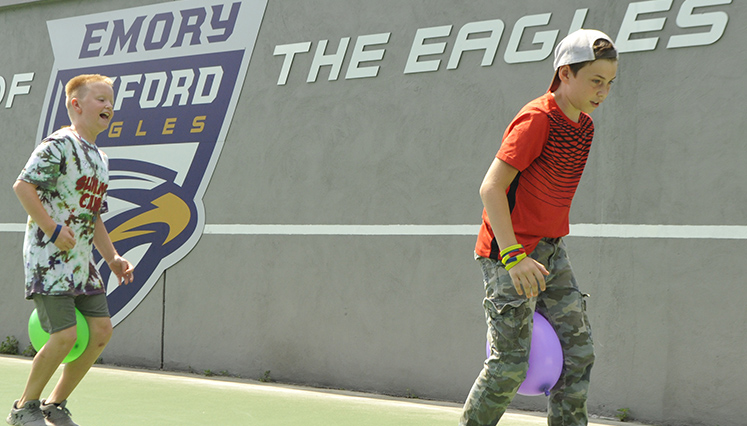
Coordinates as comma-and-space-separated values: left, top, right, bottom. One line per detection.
46, 316, 113, 404
18, 327, 77, 407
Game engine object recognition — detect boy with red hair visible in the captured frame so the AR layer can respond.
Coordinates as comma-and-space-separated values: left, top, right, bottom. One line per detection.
7, 74, 134, 426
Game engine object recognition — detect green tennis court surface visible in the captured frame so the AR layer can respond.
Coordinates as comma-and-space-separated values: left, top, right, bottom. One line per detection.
1, 355, 636, 425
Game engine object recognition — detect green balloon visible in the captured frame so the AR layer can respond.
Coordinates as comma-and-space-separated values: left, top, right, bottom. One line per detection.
28, 308, 90, 363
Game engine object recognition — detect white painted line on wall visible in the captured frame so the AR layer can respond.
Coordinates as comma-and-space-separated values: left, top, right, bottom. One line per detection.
2, 223, 747, 239
202, 224, 480, 235
569, 224, 747, 240
203, 224, 747, 239
0, 223, 26, 232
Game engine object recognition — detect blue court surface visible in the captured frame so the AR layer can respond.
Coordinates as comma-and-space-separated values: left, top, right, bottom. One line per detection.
1, 355, 641, 425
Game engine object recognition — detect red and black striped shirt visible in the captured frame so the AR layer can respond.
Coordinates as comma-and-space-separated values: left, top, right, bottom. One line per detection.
476, 92, 594, 259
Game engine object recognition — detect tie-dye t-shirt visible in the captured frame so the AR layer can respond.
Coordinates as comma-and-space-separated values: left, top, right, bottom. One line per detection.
18, 127, 110, 299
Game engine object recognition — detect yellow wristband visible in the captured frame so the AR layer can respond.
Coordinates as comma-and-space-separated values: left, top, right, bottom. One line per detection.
499, 244, 524, 258
504, 253, 527, 271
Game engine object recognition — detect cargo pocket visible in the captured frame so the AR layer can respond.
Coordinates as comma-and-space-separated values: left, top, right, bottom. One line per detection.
484, 298, 532, 353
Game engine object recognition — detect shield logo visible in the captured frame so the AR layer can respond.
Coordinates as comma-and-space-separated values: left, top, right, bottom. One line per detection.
38, 0, 267, 326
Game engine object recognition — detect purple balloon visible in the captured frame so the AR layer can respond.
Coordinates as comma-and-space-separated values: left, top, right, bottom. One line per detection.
486, 311, 564, 396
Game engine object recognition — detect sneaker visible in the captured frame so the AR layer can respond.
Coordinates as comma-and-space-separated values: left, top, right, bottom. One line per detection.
40, 401, 78, 426
6, 400, 47, 426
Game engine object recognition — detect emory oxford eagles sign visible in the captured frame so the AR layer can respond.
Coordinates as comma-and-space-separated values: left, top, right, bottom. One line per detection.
38, 0, 267, 326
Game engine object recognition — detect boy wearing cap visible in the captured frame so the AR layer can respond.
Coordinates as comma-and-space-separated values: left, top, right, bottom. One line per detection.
460, 30, 619, 425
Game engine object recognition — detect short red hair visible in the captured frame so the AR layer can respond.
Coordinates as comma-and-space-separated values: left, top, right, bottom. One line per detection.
65, 74, 113, 111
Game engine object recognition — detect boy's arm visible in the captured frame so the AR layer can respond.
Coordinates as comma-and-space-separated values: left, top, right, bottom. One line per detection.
93, 216, 134, 285
479, 158, 548, 298
13, 179, 77, 251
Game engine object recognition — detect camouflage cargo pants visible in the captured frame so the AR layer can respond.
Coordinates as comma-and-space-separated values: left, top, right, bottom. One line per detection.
460, 238, 594, 426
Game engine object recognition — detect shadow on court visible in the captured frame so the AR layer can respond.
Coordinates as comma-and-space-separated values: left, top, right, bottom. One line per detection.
1, 355, 640, 426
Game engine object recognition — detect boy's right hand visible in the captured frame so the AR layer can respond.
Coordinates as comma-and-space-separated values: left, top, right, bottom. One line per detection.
508, 258, 549, 298
53, 226, 77, 251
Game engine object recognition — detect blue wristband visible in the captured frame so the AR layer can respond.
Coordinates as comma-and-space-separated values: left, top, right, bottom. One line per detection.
50, 224, 62, 243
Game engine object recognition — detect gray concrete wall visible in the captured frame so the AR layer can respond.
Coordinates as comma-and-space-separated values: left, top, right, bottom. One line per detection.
1, 1, 745, 426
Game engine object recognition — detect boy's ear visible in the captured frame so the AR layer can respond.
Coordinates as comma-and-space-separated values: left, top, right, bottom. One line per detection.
558, 65, 572, 84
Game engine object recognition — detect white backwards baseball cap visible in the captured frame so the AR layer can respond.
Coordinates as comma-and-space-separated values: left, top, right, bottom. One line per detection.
549, 29, 617, 92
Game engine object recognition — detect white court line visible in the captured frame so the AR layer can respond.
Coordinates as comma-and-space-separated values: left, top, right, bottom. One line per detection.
2, 223, 747, 239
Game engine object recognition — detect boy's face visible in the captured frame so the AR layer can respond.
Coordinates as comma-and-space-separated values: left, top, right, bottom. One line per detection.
71, 81, 115, 136
562, 59, 618, 116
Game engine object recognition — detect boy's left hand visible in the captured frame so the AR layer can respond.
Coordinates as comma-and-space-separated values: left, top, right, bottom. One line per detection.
108, 255, 134, 285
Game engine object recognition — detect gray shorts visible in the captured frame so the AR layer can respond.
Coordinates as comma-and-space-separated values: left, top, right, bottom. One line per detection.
32, 293, 110, 334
